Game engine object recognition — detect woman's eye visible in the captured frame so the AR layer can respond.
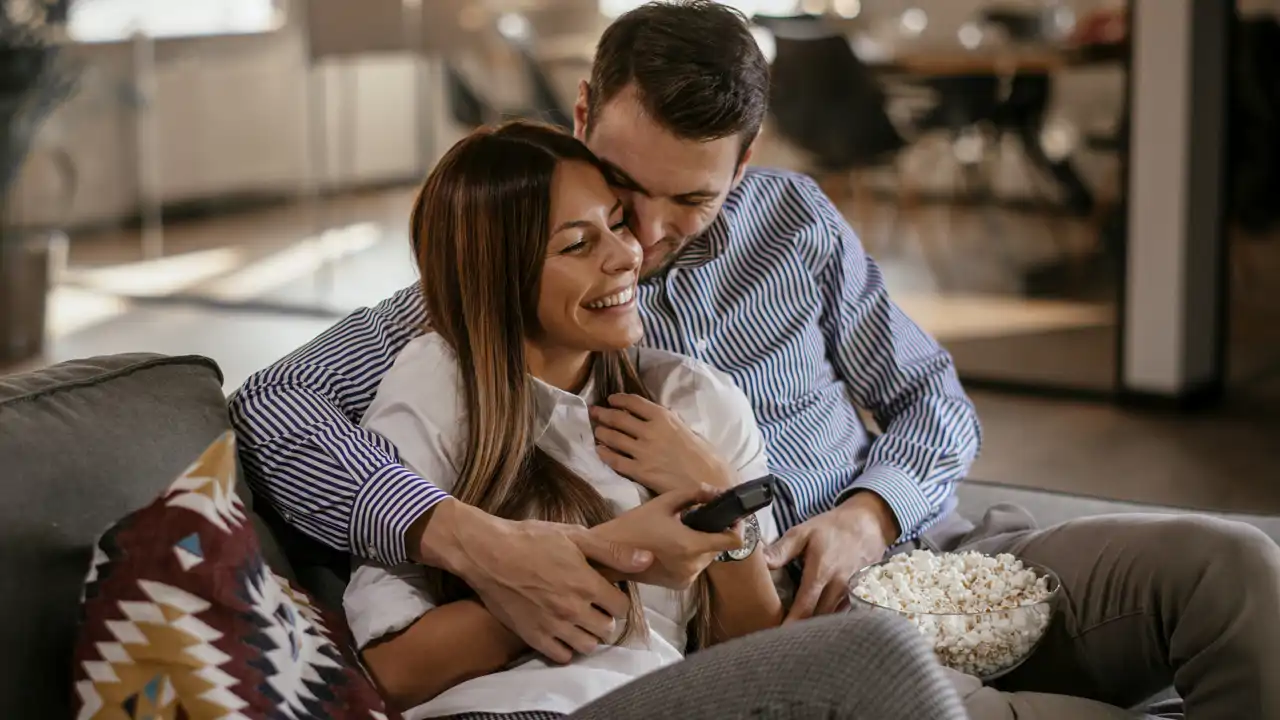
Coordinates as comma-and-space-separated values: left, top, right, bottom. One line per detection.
561, 239, 589, 254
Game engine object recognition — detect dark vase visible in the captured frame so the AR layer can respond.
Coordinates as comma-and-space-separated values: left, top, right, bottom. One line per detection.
0, 222, 55, 366
0, 13, 78, 368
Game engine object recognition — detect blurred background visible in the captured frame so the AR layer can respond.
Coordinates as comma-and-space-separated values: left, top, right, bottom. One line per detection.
2, 0, 1277, 513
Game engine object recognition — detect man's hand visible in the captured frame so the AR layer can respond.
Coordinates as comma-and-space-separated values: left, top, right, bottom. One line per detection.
591, 393, 736, 495
592, 486, 743, 589
410, 499, 654, 664
764, 491, 901, 623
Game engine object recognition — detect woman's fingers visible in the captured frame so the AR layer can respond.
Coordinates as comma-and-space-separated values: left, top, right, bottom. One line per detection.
596, 444, 639, 477
594, 426, 641, 456
606, 393, 662, 421
590, 405, 648, 437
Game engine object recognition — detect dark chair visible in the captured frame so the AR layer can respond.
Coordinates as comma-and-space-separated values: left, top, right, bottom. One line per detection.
763, 20, 907, 174
517, 46, 573, 130
445, 61, 493, 129
757, 16, 915, 255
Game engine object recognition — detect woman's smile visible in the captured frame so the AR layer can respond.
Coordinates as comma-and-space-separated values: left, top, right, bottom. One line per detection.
583, 284, 637, 312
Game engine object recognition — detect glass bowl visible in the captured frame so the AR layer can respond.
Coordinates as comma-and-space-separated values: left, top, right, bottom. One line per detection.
846, 554, 1061, 681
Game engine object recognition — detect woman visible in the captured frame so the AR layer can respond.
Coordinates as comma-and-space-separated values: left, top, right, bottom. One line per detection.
343, 121, 968, 720
344, 121, 790, 719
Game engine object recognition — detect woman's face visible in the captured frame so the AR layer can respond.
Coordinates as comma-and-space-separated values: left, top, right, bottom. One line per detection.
536, 160, 644, 353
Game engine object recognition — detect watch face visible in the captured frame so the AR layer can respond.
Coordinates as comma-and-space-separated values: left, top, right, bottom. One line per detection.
724, 514, 761, 561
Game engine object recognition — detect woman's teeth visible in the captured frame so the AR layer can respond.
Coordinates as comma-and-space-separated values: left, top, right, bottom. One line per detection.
585, 286, 635, 309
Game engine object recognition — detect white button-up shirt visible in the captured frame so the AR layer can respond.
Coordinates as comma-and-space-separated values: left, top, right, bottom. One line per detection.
344, 333, 789, 719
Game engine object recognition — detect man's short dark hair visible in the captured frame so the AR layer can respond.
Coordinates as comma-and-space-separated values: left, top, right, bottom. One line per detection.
587, 1, 769, 159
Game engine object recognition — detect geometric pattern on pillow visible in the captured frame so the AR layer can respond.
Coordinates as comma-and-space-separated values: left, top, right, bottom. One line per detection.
72, 431, 400, 720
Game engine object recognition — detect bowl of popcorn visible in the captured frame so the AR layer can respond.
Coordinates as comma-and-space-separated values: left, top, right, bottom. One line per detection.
847, 550, 1060, 680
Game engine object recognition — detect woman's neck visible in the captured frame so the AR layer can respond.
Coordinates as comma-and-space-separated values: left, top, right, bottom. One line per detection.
525, 342, 594, 394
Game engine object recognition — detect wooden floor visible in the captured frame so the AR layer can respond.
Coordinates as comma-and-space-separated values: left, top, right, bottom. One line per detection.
7, 186, 1280, 514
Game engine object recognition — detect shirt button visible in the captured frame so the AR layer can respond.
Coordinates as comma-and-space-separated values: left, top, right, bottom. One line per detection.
695, 339, 709, 353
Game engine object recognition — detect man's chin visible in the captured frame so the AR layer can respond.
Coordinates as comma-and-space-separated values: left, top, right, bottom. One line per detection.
640, 253, 680, 281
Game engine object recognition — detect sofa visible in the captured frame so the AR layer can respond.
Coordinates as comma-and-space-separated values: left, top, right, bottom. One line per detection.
0, 353, 308, 718
7, 352, 1244, 717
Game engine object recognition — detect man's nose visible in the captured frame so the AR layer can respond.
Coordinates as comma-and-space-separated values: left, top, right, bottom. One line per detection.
629, 196, 666, 248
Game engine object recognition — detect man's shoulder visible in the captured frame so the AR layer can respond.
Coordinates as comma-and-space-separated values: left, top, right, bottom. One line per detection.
721, 167, 841, 261
731, 166, 824, 207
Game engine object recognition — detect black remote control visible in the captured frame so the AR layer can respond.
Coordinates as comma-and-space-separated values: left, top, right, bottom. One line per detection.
682, 476, 778, 533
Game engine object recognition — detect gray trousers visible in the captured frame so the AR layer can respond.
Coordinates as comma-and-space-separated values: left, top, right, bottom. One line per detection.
442, 612, 966, 719
913, 504, 1280, 720
569, 611, 967, 720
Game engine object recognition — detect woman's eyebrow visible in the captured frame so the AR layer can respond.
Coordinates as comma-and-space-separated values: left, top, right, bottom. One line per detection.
552, 200, 623, 234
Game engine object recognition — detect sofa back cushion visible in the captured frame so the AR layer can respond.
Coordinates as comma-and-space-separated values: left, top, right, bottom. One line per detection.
0, 354, 290, 719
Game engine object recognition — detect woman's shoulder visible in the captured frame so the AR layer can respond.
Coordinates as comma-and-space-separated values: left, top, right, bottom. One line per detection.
364, 332, 465, 428
633, 348, 753, 418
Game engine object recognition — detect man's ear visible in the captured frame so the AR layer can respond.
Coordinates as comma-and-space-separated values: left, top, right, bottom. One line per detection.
732, 142, 756, 187
573, 80, 590, 141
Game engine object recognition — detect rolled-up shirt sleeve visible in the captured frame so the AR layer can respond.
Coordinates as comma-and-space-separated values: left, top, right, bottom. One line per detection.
229, 285, 453, 566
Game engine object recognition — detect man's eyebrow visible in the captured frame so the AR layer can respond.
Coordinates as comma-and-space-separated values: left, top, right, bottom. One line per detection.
599, 160, 650, 196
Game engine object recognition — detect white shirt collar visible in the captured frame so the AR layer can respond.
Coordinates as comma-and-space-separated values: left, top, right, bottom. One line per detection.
529, 372, 597, 442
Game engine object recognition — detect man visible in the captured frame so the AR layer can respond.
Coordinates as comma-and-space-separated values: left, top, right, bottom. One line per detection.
231, 2, 1280, 717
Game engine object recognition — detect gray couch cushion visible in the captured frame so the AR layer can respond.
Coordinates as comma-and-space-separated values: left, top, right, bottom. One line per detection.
0, 353, 291, 719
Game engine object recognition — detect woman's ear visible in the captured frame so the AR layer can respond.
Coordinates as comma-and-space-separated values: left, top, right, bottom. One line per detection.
573, 81, 590, 142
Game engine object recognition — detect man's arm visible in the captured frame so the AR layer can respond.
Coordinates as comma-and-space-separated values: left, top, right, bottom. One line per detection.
227, 285, 450, 566
764, 181, 982, 621
810, 186, 982, 542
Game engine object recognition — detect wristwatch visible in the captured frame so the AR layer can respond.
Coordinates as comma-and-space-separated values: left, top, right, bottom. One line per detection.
716, 514, 761, 562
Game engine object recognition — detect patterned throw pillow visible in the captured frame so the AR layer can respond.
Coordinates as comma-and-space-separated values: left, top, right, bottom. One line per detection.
72, 431, 400, 720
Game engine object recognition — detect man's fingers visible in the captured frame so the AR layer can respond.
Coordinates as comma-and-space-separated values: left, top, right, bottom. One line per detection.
585, 579, 633, 622
579, 606, 620, 642
590, 405, 648, 437
594, 426, 641, 456
815, 574, 850, 616
765, 527, 806, 570
573, 529, 653, 573
785, 566, 823, 624
531, 633, 574, 665
607, 393, 661, 420
555, 622, 603, 658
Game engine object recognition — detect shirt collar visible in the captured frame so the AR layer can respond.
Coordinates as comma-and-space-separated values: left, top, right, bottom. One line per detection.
529, 373, 597, 441
672, 190, 738, 269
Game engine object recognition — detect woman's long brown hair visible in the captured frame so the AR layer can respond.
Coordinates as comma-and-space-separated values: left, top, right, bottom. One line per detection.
410, 120, 712, 649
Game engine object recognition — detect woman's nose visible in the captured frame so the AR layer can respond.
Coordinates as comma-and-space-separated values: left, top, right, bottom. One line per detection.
602, 229, 642, 274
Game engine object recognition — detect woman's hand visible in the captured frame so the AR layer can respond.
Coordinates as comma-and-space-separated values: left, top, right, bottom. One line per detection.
591, 393, 735, 495
591, 486, 742, 590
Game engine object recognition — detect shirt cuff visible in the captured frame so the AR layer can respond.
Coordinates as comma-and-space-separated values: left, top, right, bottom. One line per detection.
838, 464, 935, 544
350, 463, 450, 565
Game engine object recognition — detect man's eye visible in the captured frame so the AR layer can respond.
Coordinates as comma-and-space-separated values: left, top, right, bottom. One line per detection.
675, 197, 710, 208
609, 211, 632, 233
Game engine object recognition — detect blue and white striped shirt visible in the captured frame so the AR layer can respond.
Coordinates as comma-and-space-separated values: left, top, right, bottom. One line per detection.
229, 167, 981, 567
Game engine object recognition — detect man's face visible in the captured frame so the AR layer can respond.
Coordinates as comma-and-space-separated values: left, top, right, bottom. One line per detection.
575, 83, 751, 279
